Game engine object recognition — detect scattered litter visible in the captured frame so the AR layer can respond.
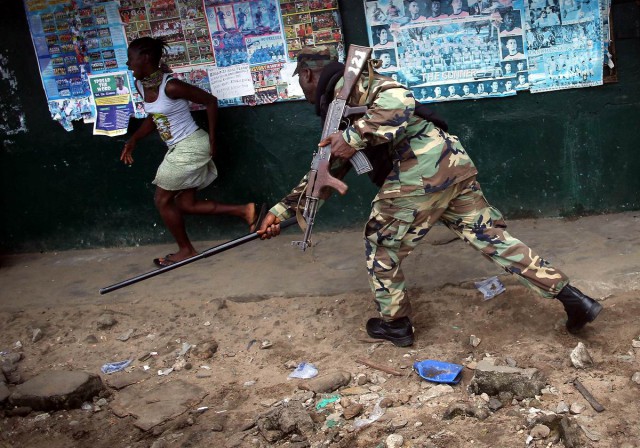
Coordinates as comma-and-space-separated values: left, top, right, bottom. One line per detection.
325, 418, 338, 428
288, 362, 318, 379
260, 340, 273, 349
190, 406, 209, 414
474, 276, 505, 300
81, 402, 93, 411
158, 367, 174, 376
204, 321, 211, 326
353, 398, 385, 428
244, 380, 256, 386
143, 365, 150, 371
200, 365, 211, 370
247, 339, 257, 350
413, 360, 464, 384
316, 395, 340, 410
138, 351, 158, 362
100, 359, 132, 374
13, 341, 22, 350
178, 342, 192, 357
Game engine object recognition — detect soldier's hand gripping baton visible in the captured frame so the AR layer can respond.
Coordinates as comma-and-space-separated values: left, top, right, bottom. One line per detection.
99, 217, 297, 295
292, 45, 373, 251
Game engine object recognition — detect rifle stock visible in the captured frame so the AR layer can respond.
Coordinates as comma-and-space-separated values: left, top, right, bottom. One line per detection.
99, 217, 298, 295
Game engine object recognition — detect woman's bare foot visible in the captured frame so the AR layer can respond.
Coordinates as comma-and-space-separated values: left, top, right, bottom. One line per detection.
246, 203, 258, 232
247, 203, 267, 232
154, 249, 198, 267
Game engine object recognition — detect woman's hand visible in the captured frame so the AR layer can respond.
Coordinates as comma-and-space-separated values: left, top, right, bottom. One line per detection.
121, 138, 136, 165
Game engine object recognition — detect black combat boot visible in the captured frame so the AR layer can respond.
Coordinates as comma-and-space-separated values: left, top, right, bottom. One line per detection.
366, 316, 414, 347
556, 284, 603, 333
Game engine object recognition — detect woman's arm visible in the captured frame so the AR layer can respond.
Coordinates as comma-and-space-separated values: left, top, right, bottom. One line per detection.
120, 115, 156, 165
165, 79, 219, 158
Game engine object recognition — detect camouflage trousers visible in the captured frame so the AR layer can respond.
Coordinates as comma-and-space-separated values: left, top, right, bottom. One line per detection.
364, 177, 570, 319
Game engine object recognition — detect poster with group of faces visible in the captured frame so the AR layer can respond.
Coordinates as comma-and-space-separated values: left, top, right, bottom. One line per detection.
363, 0, 604, 103
24, 0, 346, 131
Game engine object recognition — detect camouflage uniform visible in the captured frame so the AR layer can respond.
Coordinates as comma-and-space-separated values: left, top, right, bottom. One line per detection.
271, 51, 569, 320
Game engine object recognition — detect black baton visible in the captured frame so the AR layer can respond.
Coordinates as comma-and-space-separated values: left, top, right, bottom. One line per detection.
99, 217, 298, 295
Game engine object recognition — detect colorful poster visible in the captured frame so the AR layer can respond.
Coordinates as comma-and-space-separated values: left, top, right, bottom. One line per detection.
204, 0, 344, 106
26, 0, 346, 131
88, 71, 135, 136
25, 0, 129, 129
524, 0, 603, 92
120, 0, 215, 66
363, 0, 603, 101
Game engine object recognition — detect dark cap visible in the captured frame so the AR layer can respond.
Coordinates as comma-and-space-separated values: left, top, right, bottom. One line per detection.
293, 45, 338, 75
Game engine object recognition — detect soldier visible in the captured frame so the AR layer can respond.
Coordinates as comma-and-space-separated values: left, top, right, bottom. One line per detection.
258, 46, 602, 346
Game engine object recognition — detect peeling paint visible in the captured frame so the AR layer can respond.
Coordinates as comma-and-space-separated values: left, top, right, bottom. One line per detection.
0, 51, 28, 136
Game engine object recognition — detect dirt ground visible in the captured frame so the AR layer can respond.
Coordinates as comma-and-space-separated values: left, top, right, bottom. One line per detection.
1, 212, 639, 448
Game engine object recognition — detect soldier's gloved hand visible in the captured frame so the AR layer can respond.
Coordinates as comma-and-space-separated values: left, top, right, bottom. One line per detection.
320, 132, 356, 161
257, 212, 281, 240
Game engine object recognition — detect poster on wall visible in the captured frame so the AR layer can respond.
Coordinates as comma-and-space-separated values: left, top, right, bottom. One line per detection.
524, 0, 603, 92
25, 0, 346, 131
202, 0, 344, 106
362, 0, 603, 102
119, 0, 216, 66
88, 71, 135, 136
24, 0, 128, 128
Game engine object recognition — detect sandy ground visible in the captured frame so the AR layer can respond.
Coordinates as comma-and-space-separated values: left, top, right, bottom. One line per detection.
1, 212, 639, 448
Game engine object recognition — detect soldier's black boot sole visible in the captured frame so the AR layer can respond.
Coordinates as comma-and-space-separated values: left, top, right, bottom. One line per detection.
556, 284, 603, 334
366, 316, 414, 347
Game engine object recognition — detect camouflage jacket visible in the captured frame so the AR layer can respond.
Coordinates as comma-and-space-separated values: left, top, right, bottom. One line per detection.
269, 69, 478, 220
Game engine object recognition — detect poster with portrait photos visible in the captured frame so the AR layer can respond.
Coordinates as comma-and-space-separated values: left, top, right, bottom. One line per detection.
524, 0, 603, 92
363, 0, 529, 102
364, 0, 604, 101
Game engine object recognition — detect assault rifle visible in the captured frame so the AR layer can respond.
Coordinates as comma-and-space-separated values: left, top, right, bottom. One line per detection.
292, 45, 374, 251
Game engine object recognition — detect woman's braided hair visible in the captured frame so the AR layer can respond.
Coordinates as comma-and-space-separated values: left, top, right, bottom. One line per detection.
129, 37, 169, 66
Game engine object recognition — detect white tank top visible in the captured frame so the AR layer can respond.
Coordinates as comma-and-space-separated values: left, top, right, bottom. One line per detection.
138, 74, 199, 147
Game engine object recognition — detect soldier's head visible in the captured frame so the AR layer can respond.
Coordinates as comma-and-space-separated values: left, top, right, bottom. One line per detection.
294, 45, 338, 103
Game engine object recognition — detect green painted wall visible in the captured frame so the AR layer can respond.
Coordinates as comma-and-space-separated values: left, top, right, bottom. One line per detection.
1, 0, 639, 253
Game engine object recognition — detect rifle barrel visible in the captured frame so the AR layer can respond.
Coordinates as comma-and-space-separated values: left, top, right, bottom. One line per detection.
99, 217, 298, 295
